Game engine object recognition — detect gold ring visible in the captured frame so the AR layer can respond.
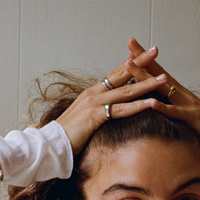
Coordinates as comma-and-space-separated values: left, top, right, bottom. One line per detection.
167, 85, 177, 98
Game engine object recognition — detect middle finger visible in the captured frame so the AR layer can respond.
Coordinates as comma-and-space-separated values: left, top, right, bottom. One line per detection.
92, 45, 159, 94
125, 58, 187, 105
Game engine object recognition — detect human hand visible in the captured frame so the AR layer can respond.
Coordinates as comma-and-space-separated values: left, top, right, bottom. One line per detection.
125, 37, 200, 134
56, 48, 167, 156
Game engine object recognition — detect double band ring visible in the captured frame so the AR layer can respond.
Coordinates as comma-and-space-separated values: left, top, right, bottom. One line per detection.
101, 77, 114, 90
167, 85, 177, 98
105, 102, 112, 120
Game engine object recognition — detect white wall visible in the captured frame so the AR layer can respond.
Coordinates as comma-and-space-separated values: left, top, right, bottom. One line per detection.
0, 0, 200, 136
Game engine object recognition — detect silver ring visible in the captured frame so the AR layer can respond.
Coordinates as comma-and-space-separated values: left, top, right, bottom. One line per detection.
101, 77, 114, 90
0, 169, 3, 181
105, 102, 112, 120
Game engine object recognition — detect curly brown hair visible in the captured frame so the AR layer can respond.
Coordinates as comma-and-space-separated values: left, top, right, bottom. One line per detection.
8, 71, 200, 200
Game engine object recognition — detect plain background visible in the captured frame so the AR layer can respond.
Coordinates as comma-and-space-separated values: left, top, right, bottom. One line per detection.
0, 0, 200, 137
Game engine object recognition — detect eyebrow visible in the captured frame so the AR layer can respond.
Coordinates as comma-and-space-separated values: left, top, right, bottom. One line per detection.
102, 177, 200, 197
174, 177, 200, 194
102, 183, 150, 196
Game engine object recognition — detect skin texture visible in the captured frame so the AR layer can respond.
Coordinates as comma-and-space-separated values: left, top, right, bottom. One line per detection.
56, 45, 167, 156
56, 37, 200, 157
83, 138, 200, 200
126, 37, 200, 134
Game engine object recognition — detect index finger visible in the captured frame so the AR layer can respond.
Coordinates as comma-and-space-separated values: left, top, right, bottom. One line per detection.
92, 44, 159, 94
128, 37, 185, 90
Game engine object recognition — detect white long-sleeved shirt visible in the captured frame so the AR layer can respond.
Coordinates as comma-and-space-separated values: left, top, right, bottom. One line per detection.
0, 121, 73, 187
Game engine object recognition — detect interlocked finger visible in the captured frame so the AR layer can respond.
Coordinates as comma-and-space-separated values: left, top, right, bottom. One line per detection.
150, 100, 187, 121
92, 46, 159, 94
125, 57, 184, 104
103, 99, 153, 120
128, 37, 168, 76
128, 37, 188, 93
101, 77, 115, 91
97, 74, 167, 106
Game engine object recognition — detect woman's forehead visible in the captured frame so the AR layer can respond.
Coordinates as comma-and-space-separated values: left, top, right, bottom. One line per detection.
87, 138, 200, 168
84, 138, 200, 198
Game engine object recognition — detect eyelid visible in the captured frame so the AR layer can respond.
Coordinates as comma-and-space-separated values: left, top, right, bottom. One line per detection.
176, 194, 200, 200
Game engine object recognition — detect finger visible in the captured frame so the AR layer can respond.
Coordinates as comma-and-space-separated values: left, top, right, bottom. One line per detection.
94, 46, 159, 94
150, 99, 187, 121
150, 99, 200, 133
128, 37, 169, 75
125, 58, 152, 80
65, 61, 131, 113
128, 37, 184, 89
128, 37, 145, 59
125, 58, 170, 97
98, 61, 132, 91
97, 73, 167, 104
107, 99, 152, 119
132, 46, 159, 68
125, 58, 186, 104
129, 50, 136, 60
69, 48, 160, 114
128, 37, 195, 101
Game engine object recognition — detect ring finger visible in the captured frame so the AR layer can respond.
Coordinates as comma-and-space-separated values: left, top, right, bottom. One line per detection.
97, 73, 167, 105
92, 45, 159, 94
125, 58, 185, 105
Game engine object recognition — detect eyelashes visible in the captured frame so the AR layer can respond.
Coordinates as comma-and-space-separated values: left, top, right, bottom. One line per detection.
176, 194, 200, 200
122, 194, 199, 200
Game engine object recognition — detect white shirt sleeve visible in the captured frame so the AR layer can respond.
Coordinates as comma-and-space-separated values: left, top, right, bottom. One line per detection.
0, 121, 73, 187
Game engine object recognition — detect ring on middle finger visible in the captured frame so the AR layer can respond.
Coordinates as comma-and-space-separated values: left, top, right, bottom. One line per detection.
101, 77, 114, 90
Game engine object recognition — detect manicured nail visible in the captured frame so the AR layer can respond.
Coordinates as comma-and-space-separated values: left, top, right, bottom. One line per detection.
156, 73, 165, 81
147, 46, 156, 54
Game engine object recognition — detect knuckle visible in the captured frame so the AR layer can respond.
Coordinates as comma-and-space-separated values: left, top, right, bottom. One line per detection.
78, 88, 94, 99
114, 104, 123, 114
110, 67, 126, 77
130, 102, 139, 111
134, 55, 143, 66
83, 94, 96, 104
120, 85, 131, 95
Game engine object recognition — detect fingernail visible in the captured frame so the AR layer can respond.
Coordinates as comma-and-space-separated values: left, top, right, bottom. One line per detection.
156, 73, 165, 81
144, 99, 151, 105
147, 46, 156, 54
